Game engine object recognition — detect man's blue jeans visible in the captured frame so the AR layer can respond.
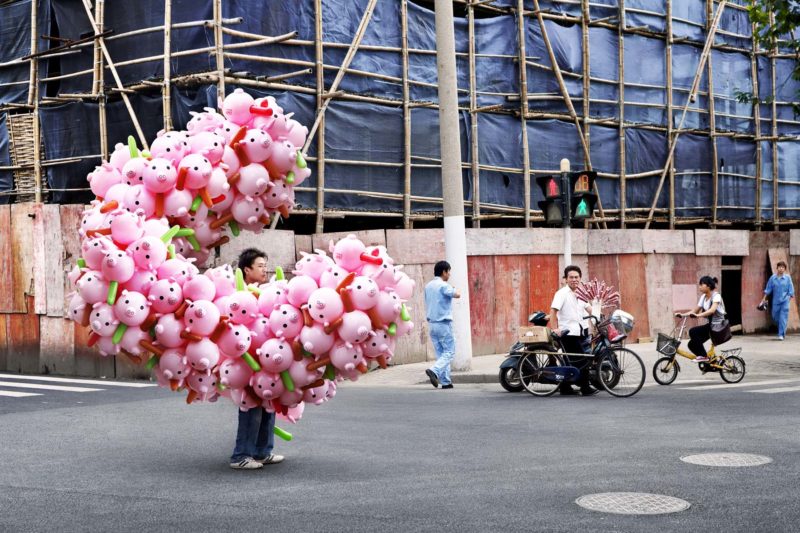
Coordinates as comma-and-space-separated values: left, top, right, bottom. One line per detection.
429, 320, 455, 386
772, 302, 789, 337
231, 407, 275, 462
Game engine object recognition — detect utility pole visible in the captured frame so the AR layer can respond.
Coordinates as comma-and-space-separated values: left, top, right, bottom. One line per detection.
434, 0, 473, 371
561, 158, 572, 266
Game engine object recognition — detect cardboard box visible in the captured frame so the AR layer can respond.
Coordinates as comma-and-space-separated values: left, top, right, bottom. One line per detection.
518, 326, 551, 344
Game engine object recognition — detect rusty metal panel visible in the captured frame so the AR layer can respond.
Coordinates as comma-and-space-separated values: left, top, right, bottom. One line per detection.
387, 229, 444, 265
42, 204, 66, 317
33, 204, 48, 315
671, 254, 699, 285
39, 316, 75, 375
10, 203, 35, 313
492, 256, 529, 354
0, 206, 12, 313
767, 248, 800, 332
741, 245, 770, 333
393, 263, 430, 365
618, 254, 650, 343
527, 255, 560, 317
588, 255, 620, 292
59, 205, 84, 318
294, 234, 313, 261
467, 255, 496, 356
7, 295, 39, 373
645, 254, 675, 338
0, 314, 8, 371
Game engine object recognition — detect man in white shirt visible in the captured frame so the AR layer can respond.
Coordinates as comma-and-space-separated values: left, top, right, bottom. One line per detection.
549, 265, 598, 396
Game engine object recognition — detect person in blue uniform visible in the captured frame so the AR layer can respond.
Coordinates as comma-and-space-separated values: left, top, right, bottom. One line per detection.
424, 261, 461, 390
760, 261, 795, 341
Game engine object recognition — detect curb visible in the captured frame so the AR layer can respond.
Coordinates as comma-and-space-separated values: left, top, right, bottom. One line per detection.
416, 373, 498, 385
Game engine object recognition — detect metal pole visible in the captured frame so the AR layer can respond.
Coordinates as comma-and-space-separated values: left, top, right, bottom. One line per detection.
434, 0, 473, 371
561, 158, 572, 265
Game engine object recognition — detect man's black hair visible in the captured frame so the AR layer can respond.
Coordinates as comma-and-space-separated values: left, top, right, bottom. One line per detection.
434, 260, 451, 278
563, 265, 582, 278
238, 248, 267, 271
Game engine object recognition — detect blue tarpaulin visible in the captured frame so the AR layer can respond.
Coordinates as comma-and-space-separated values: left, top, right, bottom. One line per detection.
0, 0, 798, 221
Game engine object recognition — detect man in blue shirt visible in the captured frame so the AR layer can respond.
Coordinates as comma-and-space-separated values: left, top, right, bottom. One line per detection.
424, 261, 461, 389
760, 260, 795, 341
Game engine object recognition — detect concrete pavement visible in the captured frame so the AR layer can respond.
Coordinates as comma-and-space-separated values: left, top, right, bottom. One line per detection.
352, 333, 799, 387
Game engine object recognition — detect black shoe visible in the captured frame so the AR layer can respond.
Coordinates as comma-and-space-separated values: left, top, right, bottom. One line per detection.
559, 386, 579, 396
580, 386, 600, 396
425, 369, 439, 388
441, 384, 454, 389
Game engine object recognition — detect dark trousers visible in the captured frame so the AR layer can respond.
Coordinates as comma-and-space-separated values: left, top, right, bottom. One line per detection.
560, 334, 592, 388
688, 324, 711, 358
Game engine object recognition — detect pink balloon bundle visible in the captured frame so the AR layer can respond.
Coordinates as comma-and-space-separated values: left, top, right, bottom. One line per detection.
69, 88, 415, 426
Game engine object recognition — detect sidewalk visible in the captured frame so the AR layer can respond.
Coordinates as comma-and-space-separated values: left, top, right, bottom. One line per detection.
350, 333, 799, 387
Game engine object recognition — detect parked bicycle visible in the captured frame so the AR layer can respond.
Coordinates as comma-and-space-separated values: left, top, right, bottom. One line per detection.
652, 316, 746, 385
517, 310, 646, 398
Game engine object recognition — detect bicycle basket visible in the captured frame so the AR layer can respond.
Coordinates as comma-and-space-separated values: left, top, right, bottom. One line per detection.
656, 333, 680, 356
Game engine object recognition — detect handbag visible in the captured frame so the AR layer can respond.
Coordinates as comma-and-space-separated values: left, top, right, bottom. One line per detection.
710, 318, 732, 345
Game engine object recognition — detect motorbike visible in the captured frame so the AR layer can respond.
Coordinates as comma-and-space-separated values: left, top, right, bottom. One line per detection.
498, 311, 552, 392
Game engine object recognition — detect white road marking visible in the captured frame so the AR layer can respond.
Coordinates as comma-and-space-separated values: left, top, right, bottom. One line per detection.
0, 381, 104, 393
0, 390, 43, 398
748, 385, 800, 394
0, 373, 155, 388
644, 379, 722, 387
680, 378, 800, 391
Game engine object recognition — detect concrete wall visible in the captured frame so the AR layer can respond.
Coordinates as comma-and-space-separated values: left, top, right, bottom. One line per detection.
0, 204, 792, 377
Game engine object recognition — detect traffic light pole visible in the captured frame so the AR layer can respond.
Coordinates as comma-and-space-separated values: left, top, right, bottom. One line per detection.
435, 0, 473, 371
560, 158, 572, 266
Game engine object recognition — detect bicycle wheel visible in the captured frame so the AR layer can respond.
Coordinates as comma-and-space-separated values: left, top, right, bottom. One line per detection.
597, 347, 645, 397
652, 356, 678, 385
720, 355, 746, 384
499, 366, 524, 392
518, 350, 565, 397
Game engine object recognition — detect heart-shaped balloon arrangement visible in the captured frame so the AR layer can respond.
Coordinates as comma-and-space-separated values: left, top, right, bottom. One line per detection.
67, 89, 416, 429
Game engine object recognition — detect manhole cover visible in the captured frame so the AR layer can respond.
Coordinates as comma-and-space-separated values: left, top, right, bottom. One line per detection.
681, 453, 772, 467
576, 492, 690, 515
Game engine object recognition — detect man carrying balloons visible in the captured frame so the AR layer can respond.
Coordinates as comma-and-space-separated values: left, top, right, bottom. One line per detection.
230, 248, 285, 470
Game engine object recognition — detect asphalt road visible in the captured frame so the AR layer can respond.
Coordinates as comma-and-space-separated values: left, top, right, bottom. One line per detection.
1, 376, 798, 532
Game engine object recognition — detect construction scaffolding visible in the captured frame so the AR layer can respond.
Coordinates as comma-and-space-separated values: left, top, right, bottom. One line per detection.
0, 0, 798, 231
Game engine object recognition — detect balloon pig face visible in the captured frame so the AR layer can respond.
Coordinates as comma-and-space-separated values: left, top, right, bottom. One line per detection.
87, 163, 122, 198
148, 278, 183, 314
114, 290, 150, 326
221, 88, 255, 125
218, 323, 252, 357
306, 287, 344, 326
102, 250, 135, 283
329, 341, 364, 372
76, 271, 109, 304
269, 304, 303, 340
345, 276, 379, 311
219, 357, 253, 390
186, 338, 221, 371
110, 210, 144, 245
286, 275, 318, 309
293, 251, 334, 283
225, 291, 259, 326
90, 302, 119, 336
255, 338, 294, 373
237, 163, 271, 198
143, 158, 178, 194
330, 234, 366, 271
178, 154, 213, 190
184, 300, 222, 336
130, 236, 168, 271
155, 313, 186, 348
186, 370, 218, 402
239, 129, 274, 163
250, 371, 285, 400
157, 349, 191, 384
337, 310, 372, 346
182, 274, 217, 302
299, 323, 335, 356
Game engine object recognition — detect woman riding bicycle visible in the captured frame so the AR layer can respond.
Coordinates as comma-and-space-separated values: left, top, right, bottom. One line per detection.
674, 275, 726, 363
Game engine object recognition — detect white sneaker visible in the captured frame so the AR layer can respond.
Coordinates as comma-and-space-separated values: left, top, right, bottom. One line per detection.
230, 457, 263, 470
256, 454, 285, 465
778, 336, 784, 341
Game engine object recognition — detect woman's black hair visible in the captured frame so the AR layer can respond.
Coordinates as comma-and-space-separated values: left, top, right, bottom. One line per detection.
699, 275, 718, 290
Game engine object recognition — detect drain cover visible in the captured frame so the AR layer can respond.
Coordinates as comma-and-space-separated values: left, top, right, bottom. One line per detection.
681, 453, 772, 467
576, 492, 690, 515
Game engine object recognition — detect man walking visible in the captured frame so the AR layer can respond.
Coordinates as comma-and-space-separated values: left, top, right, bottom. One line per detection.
230, 248, 285, 470
760, 260, 795, 341
424, 261, 461, 389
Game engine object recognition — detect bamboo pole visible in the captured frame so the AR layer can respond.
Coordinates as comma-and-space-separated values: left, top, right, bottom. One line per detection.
517, 0, 531, 227
644, 0, 727, 229
666, 0, 675, 229
29, 0, 42, 203
213, 0, 225, 105
751, 19, 763, 228
80, 0, 148, 150
618, 0, 627, 227
97, 0, 108, 161
314, 0, 325, 234
302, 0, 379, 155
401, 0, 412, 229
468, 3, 480, 227
707, 0, 720, 226
163, 0, 173, 131
770, 11, 779, 227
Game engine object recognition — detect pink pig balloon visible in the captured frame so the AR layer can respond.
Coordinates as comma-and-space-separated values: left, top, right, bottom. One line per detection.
287, 358, 322, 389
303, 381, 328, 406
263, 139, 297, 177
101, 249, 135, 284
374, 291, 403, 324
319, 263, 350, 289
206, 265, 236, 298
218, 322, 252, 357
286, 275, 318, 308
163, 188, 194, 218
362, 329, 395, 359
95, 335, 120, 357
177, 154, 213, 190
293, 251, 334, 283
143, 158, 178, 194
184, 300, 221, 336
109, 142, 132, 171
129, 235, 168, 271
219, 357, 254, 389
343, 276, 379, 311
239, 128, 274, 163
109, 210, 144, 245
330, 234, 367, 271
224, 291, 259, 326
250, 370, 285, 400
269, 303, 303, 340
230, 387, 260, 412
157, 348, 191, 385
299, 323, 335, 356
155, 313, 186, 348
186, 338, 221, 371
237, 163, 271, 198
248, 316, 272, 353
87, 162, 123, 199
186, 369, 218, 402
182, 274, 216, 302
90, 302, 118, 336
119, 327, 150, 356
255, 338, 294, 373
121, 157, 147, 186
113, 290, 150, 327
258, 280, 288, 313
123, 184, 156, 218
394, 270, 416, 301
329, 340, 364, 373
337, 310, 372, 346
306, 287, 344, 326
187, 131, 225, 165
123, 269, 156, 296
82, 237, 113, 270
76, 271, 110, 304
157, 257, 194, 286
221, 88, 255, 126
148, 278, 183, 314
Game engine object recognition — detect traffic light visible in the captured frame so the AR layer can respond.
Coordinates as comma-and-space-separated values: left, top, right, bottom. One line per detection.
536, 175, 565, 225
568, 171, 597, 223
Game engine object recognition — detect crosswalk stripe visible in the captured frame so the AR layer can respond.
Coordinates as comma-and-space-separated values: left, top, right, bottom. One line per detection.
644, 378, 721, 387
749, 385, 800, 394
0, 390, 43, 398
0, 381, 104, 393
679, 378, 800, 391
0, 373, 155, 388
